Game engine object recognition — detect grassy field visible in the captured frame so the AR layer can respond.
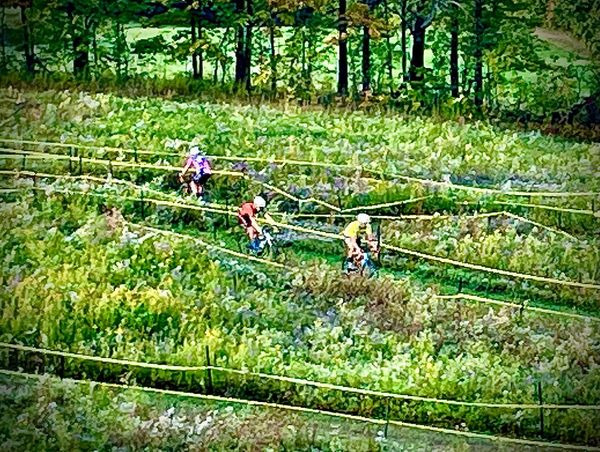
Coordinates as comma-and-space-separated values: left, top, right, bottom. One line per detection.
0, 84, 599, 448
1, 372, 548, 451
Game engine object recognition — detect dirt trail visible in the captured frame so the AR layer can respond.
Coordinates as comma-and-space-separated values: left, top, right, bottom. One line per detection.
534, 27, 592, 60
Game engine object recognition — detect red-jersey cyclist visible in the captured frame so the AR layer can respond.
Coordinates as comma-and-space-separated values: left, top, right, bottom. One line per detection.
238, 196, 274, 251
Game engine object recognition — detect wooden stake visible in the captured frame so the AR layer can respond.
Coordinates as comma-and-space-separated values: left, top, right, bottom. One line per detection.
537, 381, 544, 437
205, 345, 213, 394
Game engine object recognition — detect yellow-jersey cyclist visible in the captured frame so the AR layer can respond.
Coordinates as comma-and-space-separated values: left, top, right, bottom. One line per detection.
342, 213, 379, 264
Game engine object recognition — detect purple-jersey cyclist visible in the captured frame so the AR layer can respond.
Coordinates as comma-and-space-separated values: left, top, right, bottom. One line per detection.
179, 145, 212, 199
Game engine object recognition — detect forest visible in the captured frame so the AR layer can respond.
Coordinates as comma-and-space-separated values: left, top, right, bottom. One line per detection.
1, 0, 598, 124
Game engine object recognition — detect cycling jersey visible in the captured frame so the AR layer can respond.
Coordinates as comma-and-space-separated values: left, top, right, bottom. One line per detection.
238, 202, 257, 227
343, 220, 373, 239
186, 155, 212, 175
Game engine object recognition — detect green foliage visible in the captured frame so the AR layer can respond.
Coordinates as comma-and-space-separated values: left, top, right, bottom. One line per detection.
1, 0, 596, 119
546, 0, 600, 58
0, 86, 599, 446
0, 373, 408, 450
1, 193, 599, 445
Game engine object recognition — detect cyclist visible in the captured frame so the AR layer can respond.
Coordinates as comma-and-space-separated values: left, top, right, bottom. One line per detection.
238, 196, 275, 251
342, 213, 378, 270
179, 145, 212, 199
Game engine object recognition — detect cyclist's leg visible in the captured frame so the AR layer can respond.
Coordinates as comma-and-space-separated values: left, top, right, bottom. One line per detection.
197, 174, 211, 196
188, 180, 199, 196
247, 226, 258, 240
343, 237, 358, 271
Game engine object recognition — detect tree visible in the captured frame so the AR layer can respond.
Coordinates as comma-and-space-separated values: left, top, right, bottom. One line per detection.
2, 0, 35, 73
234, 0, 246, 86
337, 0, 348, 95
21, 1, 35, 73
473, 0, 483, 107
190, 7, 201, 78
406, 0, 439, 82
449, 0, 459, 97
348, 0, 384, 93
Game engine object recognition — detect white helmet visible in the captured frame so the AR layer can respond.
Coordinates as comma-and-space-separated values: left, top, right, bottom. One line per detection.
253, 196, 267, 209
357, 213, 370, 224
189, 145, 200, 157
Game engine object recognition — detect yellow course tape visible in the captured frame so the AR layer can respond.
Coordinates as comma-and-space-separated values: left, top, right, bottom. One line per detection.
0, 148, 243, 177
292, 210, 576, 241
2, 137, 598, 198
502, 212, 577, 240
342, 196, 431, 213
0, 174, 540, 229
435, 294, 600, 323
291, 211, 499, 221
300, 197, 342, 212
128, 220, 599, 323
125, 222, 286, 269
494, 200, 598, 217
1, 342, 598, 410
381, 242, 600, 290
0, 150, 433, 214
0, 169, 234, 213
4, 179, 597, 290
261, 219, 600, 290
0, 137, 180, 157
2, 370, 596, 451
364, 168, 600, 199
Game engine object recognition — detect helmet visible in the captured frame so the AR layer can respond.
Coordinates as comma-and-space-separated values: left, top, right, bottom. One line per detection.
253, 196, 267, 209
189, 145, 200, 157
357, 213, 370, 224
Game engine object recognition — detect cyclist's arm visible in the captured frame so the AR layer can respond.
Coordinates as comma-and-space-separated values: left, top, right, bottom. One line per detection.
180, 160, 192, 177
345, 236, 362, 254
249, 216, 262, 235
263, 213, 276, 225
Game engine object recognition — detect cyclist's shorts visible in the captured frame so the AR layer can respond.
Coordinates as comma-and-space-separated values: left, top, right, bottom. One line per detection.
192, 172, 211, 185
238, 214, 252, 227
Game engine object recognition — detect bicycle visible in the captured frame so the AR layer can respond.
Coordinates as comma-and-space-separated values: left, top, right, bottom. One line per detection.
343, 249, 378, 278
248, 226, 292, 260
178, 173, 208, 201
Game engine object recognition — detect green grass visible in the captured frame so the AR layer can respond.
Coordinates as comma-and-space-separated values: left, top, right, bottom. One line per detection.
0, 85, 599, 447
1, 372, 532, 451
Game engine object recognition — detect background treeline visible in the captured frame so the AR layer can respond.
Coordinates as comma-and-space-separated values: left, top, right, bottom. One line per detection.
0, 0, 598, 121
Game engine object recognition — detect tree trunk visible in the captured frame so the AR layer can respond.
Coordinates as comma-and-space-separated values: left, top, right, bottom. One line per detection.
362, 25, 371, 93
301, 27, 306, 83
450, 13, 459, 97
1, 7, 6, 69
198, 23, 204, 79
337, 0, 348, 96
409, 16, 426, 82
191, 13, 199, 78
73, 33, 89, 75
215, 27, 228, 85
244, 0, 253, 91
92, 26, 98, 73
66, 3, 89, 77
306, 31, 313, 90
401, 0, 408, 81
234, 0, 245, 86
120, 23, 128, 78
383, 0, 393, 82
545, 0, 555, 26
269, 24, 276, 93
474, 0, 483, 108
20, 6, 34, 73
